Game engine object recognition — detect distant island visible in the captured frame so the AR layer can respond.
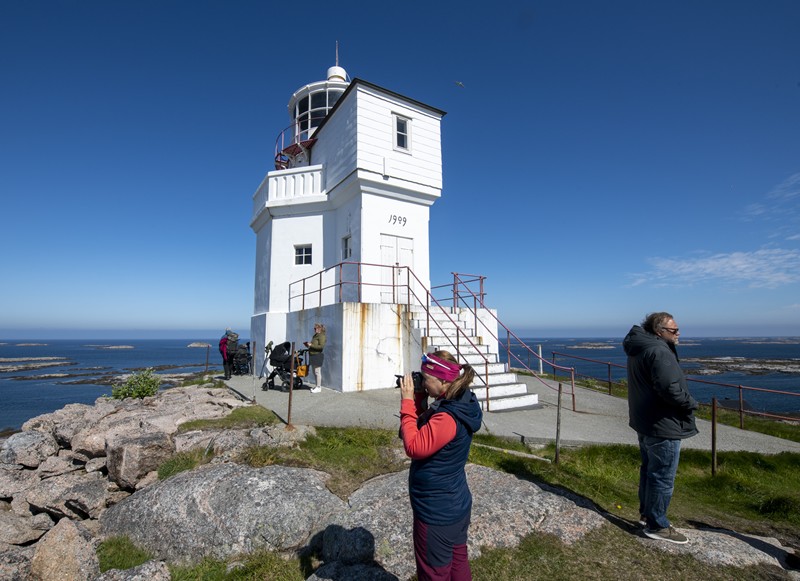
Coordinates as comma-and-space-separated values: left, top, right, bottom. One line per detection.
0, 358, 74, 373
85, 345, 134, 350
568, 342, 615, 350
188, 342, 211, 348
684, 357, 800, 375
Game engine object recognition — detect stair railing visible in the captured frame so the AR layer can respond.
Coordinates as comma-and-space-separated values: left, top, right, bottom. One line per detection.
442, 272, 578, 409
287, 263, 577, 410
287, 262, 496, 408
400, 267, 494, 409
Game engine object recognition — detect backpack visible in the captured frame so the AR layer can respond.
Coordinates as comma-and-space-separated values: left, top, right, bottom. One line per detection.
226, 332, 239, 355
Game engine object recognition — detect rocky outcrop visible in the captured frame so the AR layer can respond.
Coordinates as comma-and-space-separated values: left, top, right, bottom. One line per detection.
0, 542, 33, 581
0, 431, 59, 468
105, 431, 175, 490
0, 384, 797, 580
0, 503, 52, 545
98, 462, 607, 580
95, 560, 171, 580
22, 470, 108, 521
101, 463, 348, 563
0, 385, 252, 578
30, 518, 99, 581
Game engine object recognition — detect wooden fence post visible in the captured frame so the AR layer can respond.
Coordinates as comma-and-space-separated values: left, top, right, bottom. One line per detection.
555, 382, 563, 465
711, 397, 718, 477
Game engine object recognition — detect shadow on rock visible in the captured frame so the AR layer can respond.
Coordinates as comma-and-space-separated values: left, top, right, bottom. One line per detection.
302, 524, 399, 581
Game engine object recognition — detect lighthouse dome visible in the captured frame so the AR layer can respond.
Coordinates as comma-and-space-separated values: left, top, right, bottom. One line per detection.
327, 66, 347, 82
287, 67, 350, 145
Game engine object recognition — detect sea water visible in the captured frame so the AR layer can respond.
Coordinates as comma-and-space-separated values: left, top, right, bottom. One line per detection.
2, 336, 798, 431
501, 337, 800, 416
0, 339, 222, 431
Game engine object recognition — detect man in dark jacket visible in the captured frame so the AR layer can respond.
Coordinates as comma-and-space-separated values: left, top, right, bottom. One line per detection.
623, 312, 698, 545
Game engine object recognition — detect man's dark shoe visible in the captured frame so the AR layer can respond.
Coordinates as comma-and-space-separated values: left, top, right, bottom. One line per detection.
643, 526, 688, 544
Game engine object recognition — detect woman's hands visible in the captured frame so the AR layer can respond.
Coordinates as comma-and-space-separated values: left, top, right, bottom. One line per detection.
400, 373, 415, 400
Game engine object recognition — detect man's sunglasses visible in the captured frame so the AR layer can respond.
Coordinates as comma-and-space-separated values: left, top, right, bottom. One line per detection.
662, 327, 680, 335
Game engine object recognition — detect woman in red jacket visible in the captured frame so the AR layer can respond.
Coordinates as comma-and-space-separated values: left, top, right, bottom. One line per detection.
399, 350, 483, 581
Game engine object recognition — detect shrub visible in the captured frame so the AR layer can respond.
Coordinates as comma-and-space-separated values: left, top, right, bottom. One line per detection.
112, 368, 161, 400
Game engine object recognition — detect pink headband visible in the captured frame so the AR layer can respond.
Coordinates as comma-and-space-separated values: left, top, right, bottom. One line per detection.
420, 353, 461, 382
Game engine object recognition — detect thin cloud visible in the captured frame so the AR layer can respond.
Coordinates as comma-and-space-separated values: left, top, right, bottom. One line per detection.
738, 173, 800, 242
741, 173, 800, 220
767, 172, 800, 202
630, 249, 800, 289
740, 202, 769, 221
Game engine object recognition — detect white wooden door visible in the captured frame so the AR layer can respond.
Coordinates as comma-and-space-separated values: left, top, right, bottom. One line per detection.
380, 234, 414, 304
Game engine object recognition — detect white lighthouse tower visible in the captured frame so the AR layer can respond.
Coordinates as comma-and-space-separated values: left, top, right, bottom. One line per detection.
250, 60, 446, 391
249, 60, 537, 408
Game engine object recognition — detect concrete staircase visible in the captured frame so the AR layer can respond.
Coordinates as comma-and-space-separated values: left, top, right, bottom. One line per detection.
411, 307, 539, 411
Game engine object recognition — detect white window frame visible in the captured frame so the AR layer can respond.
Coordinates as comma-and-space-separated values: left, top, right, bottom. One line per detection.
393, 113, 411, 152
294, 245, 312, 265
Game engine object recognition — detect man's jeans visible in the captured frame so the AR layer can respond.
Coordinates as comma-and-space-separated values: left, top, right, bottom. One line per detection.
638, 434, 681, 530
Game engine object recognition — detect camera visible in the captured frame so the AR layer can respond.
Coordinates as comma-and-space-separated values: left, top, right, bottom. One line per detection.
395, 371, 425, 393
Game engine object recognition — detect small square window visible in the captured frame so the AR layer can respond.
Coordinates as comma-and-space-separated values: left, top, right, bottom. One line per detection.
295, 245, 312, 265
394, 114, 410, 151
342, 236, 352, 260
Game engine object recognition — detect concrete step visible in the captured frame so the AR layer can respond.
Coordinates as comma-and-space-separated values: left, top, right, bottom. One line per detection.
472, 372, 518, 385
480, 393, 540, 411
471, 381, 529, 398
472, 387, 540, 411
409, 306, 478, 324
415, 323, 475, 336
426, 339, 490, 353
461, 353, 500, 366
464, 361, 504, 374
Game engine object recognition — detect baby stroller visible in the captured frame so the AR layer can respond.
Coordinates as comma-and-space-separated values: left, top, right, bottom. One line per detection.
232, 344, 252, 376
262, 341, 308, 392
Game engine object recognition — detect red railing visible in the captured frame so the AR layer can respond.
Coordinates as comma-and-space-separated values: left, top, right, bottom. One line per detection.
286, 264, 583, 410
289, 262, 502, 407
549, 350, 800, 426
432, 272, 578, 409
273, 114, 328, 170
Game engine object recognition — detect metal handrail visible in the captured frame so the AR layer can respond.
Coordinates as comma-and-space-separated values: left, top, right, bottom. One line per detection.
549, 350, 800, 426
287, 262, 501, 409
273, 114, 328, 169
444, 272, 578, 408
404, 269, 494, 407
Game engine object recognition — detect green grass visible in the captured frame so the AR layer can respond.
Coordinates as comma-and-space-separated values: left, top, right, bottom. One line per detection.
515, 368, 628, 398
177, 405, 280, 433
102, 424, 800, 580
97, 536, 153, 572
157, 406, 281, 480
237, 426, 408, 498
518, 368, 800, 444
470, 525, 787, 581
157, 448, 215, 480
180, 371, 226, 388
473, 431, 533, 454
169, 551, 306, 581
470, 439, 800, 543
99, 544, 307, 580
695, 406, 800, 443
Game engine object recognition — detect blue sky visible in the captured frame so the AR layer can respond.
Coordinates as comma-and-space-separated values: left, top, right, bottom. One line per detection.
1, 0, 799, 339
